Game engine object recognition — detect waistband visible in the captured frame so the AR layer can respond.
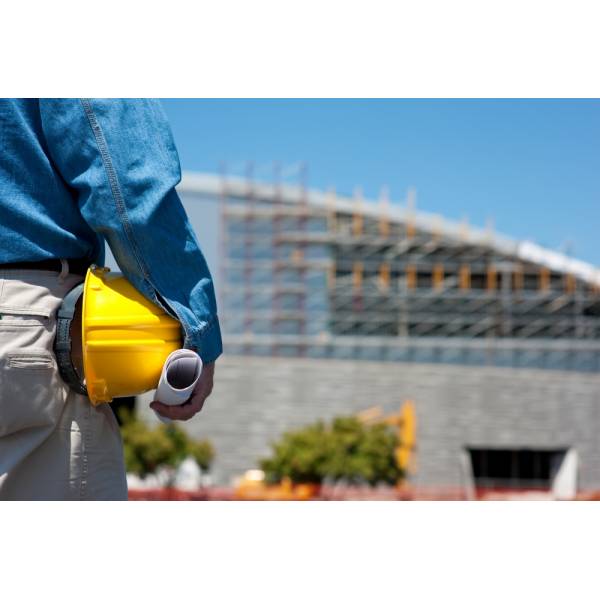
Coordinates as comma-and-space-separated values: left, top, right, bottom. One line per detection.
0, 258, 91, 277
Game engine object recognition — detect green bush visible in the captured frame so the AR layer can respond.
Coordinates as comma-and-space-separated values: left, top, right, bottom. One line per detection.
119, 409, 214, 477
325, 416, 403, 486
260, 422, 331, 484
260, 416, 403, 486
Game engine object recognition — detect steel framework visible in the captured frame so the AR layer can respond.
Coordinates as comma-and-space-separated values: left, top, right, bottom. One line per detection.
207, 168, 600, 371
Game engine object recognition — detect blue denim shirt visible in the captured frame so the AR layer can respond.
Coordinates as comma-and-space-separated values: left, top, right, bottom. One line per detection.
0, 98, 222, 363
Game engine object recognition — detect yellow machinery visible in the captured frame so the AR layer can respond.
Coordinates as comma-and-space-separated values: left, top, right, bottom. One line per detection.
356, 400, 417, 475
233, 401, 417, 500
233, 470, 318, 501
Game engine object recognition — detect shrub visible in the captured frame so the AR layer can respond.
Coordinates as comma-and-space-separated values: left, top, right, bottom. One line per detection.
260, 415, 403, 486
260, 422, 331, 484
325, 416, 403, 486
119, 409, 214, 478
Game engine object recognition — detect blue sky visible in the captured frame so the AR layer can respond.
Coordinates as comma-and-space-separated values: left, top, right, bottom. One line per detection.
162, 99, 600, 266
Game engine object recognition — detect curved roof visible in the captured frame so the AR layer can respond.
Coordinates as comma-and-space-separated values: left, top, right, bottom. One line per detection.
179, 171, 600, 287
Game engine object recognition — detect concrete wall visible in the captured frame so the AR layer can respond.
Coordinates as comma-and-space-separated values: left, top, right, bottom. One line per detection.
138, 356, 600, 491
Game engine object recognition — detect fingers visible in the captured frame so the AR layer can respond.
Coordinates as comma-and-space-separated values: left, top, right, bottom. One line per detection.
150, 362, 215, 422
150, 388, 207, 421
150, 400, 198, 422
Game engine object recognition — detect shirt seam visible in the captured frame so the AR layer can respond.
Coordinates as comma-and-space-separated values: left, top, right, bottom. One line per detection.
80, 99, 152, 285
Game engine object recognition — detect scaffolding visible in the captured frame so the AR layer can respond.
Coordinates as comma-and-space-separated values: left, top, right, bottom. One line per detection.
204, 167, 600, 372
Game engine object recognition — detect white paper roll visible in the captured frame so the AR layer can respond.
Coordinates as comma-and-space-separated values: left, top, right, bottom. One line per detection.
152, 349, 203, 423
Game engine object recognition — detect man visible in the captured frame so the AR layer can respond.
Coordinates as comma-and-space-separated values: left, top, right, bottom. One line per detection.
0, 99, 222, 500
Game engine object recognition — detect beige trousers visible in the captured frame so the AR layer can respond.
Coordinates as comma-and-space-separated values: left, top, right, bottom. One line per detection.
0, 267, 127, 500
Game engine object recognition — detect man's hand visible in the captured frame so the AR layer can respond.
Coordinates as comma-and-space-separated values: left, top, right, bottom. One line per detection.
150, 362, 215, 422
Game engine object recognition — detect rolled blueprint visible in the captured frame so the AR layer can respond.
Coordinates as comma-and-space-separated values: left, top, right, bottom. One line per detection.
152, 349, 203, 423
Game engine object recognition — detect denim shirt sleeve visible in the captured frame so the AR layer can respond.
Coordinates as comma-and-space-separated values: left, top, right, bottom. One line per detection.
38, 98, 222, 364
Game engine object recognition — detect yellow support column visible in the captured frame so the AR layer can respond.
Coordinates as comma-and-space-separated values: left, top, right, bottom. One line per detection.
353, 212, 363, 237
380, 215, 390, 238
291, 248, 303, 265
379, 262, 391, 291
406, 264, 417, 291
433, 263, 444, 291
353, 261, 363, 292
565, 273, 576, 294
379, 186, 390, 238
539, 267, 550, 293
459, 264, 471, 291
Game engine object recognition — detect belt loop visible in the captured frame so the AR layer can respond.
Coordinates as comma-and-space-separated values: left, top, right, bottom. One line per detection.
58, 258, 69, 282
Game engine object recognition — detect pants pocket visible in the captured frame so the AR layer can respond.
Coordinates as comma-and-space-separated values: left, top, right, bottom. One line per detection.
8, 351, 54, 370
0, 348, 67, 438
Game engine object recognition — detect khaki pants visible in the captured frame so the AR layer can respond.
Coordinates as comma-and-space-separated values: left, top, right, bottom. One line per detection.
0, 267, 127, 500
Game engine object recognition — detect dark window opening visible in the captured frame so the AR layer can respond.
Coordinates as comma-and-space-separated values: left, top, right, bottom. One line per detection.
468, 448, 567, 490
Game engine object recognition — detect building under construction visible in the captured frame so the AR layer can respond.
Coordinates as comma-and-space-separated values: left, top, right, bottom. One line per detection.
139, 168, 600, 498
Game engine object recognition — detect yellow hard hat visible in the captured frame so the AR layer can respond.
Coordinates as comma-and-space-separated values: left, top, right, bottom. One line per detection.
55, 266, 183, 405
